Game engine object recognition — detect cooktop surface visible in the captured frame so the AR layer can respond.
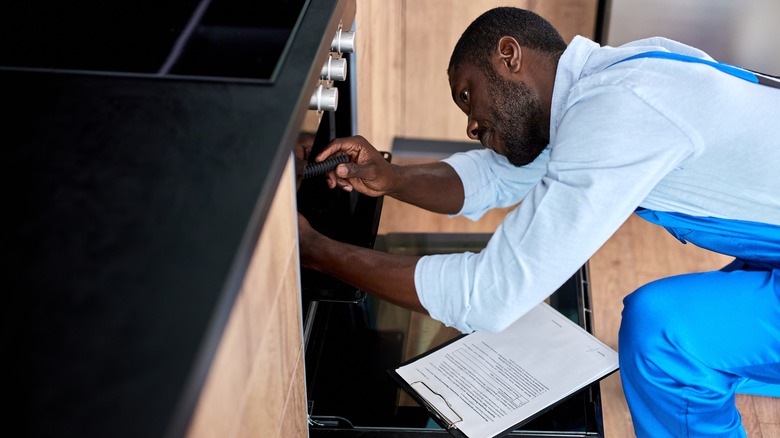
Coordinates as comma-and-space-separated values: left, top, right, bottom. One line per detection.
0, 0, 307, 81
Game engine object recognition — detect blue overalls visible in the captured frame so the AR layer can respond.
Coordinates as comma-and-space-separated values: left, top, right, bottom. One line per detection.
608, 53, 780, 437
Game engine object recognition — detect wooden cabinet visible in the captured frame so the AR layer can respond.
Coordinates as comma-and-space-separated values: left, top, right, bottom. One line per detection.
187, 158, 307, 438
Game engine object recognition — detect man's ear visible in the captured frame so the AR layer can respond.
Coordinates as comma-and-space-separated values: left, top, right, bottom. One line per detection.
497, 36, 522, 73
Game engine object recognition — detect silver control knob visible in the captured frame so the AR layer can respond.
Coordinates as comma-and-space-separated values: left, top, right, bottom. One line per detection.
330, 29, 356, 54
320, 56, 348, 81
309, 84, 338, 112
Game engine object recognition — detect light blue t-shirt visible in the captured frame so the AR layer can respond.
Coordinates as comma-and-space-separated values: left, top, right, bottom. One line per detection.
415, 36, 780, 333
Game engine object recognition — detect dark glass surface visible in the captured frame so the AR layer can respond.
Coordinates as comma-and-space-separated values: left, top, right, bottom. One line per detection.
0, 0, 306, 80
296, 78, 388, 305
2, 0, 353, 436
304, 233, 603, 437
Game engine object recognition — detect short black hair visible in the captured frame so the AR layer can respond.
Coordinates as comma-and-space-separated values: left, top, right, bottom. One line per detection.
448, 7, 567, 74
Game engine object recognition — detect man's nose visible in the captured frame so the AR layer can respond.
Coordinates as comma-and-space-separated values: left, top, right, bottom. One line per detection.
467, 118, 479, 140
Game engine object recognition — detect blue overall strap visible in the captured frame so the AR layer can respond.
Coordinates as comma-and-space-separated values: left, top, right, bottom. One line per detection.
609, 50, 780, 89
635, 208, 780, 270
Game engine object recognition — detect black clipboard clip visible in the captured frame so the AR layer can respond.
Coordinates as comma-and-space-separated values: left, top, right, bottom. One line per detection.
410, 381, 464, 430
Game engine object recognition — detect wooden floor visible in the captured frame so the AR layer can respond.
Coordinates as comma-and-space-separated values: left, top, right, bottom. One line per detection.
377, 155, 779, 437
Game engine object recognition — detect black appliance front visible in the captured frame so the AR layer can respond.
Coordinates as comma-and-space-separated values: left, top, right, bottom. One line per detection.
294, 47, 392, 307
293, 7, 605, 434
0, 0, 308, 82
301, 231, 606, 437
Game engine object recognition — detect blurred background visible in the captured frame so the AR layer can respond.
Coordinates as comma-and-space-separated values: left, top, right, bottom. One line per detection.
604, 0, 780, 74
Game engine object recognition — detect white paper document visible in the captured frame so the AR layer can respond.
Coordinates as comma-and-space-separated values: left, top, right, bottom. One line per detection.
390, 302, 619, 438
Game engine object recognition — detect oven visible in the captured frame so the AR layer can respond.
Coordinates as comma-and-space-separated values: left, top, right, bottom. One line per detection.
294, 14, 607, 437
297, 232, 605, 437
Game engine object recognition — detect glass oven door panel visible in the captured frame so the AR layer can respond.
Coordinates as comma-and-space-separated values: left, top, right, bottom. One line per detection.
305, 233, 604, 437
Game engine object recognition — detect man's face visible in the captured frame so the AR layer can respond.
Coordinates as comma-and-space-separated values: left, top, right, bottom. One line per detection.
485, 67, 548, 166
450, 63, 548, 167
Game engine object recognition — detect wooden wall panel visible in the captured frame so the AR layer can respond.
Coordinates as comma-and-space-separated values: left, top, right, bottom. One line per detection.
237, 263, 304, 437
402, 0, 519, 142
528, 0, 599, 43
355, 0, 405, 153
186, 157, 306, 438
186, 291, 251, 438
355, 0, 599, 149
401, 0, 599, 142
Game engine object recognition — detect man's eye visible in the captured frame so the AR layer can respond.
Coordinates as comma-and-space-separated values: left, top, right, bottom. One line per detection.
459, 90, 469, 103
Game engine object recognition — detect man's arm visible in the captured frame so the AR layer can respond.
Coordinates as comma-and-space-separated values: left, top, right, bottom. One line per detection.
382, 161, 465, 215
297, 135, 467, 316
298, 213, 426, 313
316, 136, 466, 215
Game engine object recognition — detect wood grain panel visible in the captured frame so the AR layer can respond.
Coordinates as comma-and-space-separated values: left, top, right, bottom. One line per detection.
738, 394, 762, 438
278, 357, 309, 438
186, 291, 251, 438
244, 159, 299, 361
235, 158, 305, 438
528, 0, 599, 43
186, 157, 306, 438
754, 395, 780, 425
401, 0, 506, 142
355, 0, 405, 152
356, 0, 599, 148
237, 295, 289, 436
237, 246, 305, 437
401, 0, 599, 143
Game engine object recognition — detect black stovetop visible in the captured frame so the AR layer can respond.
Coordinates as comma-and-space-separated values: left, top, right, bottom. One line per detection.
2, 1, 349, 437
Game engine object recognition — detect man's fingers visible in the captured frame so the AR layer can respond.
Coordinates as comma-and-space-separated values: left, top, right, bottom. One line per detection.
336, 163, 353, 178
335, 178, 353, 192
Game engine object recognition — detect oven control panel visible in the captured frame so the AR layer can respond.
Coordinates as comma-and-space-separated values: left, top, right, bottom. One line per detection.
308, 25, 355, 113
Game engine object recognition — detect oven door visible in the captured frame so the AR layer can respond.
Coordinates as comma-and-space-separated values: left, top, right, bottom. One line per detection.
304, 232, 605, 437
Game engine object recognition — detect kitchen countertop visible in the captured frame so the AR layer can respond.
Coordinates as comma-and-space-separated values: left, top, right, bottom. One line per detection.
1, 0, 351, 436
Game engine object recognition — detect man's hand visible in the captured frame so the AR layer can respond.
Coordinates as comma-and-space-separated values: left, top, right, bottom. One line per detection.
315, 135, 395, 197
314, 134, 466, 216
293, 132, 315, 190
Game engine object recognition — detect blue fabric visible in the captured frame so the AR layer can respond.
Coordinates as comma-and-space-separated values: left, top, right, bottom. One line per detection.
622, 209, 780, 436
609, 51, 760, 84
620, 269, 780, 437
635, 208, 780, 270
614, 50, 780, 436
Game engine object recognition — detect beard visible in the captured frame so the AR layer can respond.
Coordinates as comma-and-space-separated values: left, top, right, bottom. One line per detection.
485, 71, 548, 167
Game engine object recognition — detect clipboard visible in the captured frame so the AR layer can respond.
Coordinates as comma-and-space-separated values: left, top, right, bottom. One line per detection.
387, 302, 619, 438
388, 334, 471, 437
